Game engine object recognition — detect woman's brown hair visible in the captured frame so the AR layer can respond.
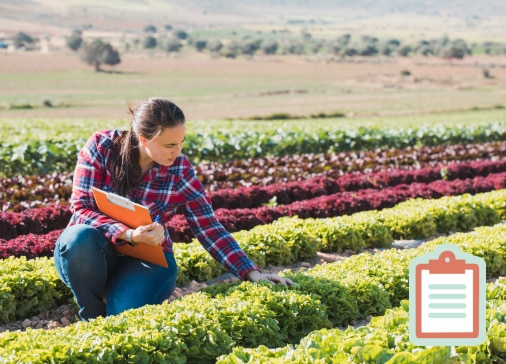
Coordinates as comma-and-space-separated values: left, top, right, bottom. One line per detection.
110, 97, 185, 196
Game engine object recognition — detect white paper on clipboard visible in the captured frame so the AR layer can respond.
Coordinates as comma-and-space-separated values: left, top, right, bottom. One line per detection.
106, 192, 136, 211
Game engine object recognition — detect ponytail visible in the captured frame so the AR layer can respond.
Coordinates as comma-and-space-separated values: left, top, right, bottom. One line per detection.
110, 127, 142, 196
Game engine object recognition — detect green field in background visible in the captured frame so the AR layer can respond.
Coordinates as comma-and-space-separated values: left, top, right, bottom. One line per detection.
1, 108, 505, 144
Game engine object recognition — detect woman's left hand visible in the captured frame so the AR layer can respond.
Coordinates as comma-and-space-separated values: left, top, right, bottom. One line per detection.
245, 270, 294, 286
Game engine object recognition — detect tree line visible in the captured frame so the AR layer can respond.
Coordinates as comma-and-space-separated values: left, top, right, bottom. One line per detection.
5, 26, 506, 71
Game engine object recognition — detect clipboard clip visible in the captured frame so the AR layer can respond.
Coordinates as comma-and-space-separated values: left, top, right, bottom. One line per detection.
428, 251, 467, 274
106, 191, 136, 211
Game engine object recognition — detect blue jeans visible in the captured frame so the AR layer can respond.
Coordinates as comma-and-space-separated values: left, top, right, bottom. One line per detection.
54, 224, 178, 321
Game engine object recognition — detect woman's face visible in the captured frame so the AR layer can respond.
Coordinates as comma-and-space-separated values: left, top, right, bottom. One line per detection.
139, 124, 186, 167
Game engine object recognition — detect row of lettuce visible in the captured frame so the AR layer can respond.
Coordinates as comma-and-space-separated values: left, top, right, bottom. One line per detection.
2, 166, 506, 255
1, 189, 505, 325
196, 140, 506, 188
2, 156, 506, 224
217, 290, 506, 364
1, 221, 505, 363
1, 122, 506, 177
2, 141, 506, 212
2, 154, 506, 233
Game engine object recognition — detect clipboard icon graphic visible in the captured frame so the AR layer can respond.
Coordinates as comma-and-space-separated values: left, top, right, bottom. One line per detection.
91, 187, 168, 268
409, 243, 486, 346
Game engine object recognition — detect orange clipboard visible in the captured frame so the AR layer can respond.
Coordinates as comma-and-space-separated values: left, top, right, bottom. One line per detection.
91, 187, 168, 268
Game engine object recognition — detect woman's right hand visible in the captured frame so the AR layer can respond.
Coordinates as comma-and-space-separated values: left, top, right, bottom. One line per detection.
131, 222, 164, 246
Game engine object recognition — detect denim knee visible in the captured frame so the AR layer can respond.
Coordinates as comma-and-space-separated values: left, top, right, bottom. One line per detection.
54, 224, 118, 320
105, 252, 178, 316
55, 224, 113, 258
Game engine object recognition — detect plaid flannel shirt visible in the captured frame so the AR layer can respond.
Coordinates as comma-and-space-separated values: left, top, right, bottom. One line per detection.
69, 129, 259, 280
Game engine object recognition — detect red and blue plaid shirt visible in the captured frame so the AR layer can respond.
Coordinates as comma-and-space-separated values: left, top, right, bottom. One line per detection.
69, 129, 259, 280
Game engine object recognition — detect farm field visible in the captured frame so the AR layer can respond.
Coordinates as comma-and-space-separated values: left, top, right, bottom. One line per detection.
2, 108, 506, 143
1, 9, 506, 360
1, 111, 506, 362
1, 52, 506, 121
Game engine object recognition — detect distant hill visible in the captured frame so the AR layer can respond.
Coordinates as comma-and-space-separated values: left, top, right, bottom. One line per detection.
1, 0, 505, 41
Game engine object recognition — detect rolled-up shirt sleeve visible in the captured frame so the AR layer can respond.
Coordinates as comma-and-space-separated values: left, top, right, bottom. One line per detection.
178, 165, 260, 280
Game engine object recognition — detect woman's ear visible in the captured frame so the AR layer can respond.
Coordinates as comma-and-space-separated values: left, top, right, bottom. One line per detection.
138, 134, 147, 147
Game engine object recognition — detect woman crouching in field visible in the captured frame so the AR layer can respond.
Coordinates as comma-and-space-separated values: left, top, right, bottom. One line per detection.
53, 96, 292, 321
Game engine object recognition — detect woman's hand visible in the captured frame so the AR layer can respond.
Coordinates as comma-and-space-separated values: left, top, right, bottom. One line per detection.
245, 270, 294, 286
130, 222, 165, 246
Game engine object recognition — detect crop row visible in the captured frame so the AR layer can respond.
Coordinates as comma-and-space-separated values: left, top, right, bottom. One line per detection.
176, 189, 506, 284
3, 155, 506, 216
217, 291, 506, 363
197, 140, 506, 189
2, 123, 506, 177
1, 189, 504, 324
3, 141, 506, 212
1, 224, 504, 363
0, 205, 71, 240
1, 156, 505, 225
0, 172, 72, 212
157, 170, 506, 242
206, 159, 506, 209
2, 167, 506, 254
